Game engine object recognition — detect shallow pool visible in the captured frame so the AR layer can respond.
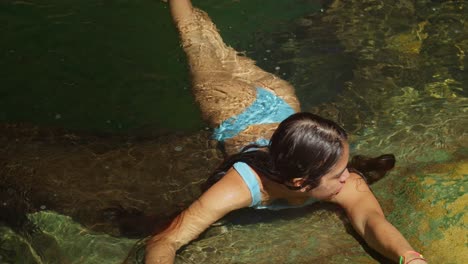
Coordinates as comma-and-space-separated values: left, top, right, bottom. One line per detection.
0, 0, 467, 263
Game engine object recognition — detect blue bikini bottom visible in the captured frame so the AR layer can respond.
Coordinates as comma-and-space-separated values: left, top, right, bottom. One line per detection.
212, 87, 295, 145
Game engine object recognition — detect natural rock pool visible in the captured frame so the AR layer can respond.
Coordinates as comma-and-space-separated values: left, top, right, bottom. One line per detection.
1, 0, 467, 263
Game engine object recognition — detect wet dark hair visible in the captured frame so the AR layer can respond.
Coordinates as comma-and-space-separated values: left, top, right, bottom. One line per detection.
202, 112, 348, 192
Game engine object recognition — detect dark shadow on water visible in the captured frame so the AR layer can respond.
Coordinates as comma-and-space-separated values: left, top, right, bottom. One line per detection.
223, 202, 340, 226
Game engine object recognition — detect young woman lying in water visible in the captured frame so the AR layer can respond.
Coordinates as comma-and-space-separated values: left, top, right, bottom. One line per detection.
145, 1, 427, 263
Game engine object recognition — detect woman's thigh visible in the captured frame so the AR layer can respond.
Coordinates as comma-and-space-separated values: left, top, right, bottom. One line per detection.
192, 74, 257, 126
177, 8, 300, 126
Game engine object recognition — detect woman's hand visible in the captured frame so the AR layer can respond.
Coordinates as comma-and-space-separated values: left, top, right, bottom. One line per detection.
402, 251, 427, 264
404, 259, 427, 264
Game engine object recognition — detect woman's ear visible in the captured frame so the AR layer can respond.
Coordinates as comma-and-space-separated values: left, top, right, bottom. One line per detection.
291, 178, 306, 188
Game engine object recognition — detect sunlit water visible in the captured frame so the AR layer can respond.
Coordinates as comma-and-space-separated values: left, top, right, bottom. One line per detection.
0, 0, 467, 263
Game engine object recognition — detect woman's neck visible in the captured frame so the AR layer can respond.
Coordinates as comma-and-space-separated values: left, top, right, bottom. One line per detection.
259, 174, 309, 201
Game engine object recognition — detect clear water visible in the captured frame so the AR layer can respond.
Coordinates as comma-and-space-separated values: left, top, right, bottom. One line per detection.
1, 0, 467, 263
0, 0, 325, 134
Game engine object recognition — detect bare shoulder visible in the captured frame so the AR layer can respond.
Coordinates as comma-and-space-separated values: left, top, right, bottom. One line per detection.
336, 173, 371, 197
330, 172, 381, 213
196, 167, 253, 213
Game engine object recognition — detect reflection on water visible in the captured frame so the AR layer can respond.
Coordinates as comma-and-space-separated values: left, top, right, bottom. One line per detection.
1, 0, 467, 263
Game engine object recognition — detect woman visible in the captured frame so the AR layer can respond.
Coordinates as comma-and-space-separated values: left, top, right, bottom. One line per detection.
145, 1, 427, 263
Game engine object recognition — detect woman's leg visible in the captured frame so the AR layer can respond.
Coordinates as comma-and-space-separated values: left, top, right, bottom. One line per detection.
169, 0, 300, 128
168, 0, 193, 23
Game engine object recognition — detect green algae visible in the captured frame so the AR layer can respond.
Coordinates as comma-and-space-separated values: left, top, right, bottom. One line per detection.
415, 150, 452, 163
420, 174, 467, 206
28, 211, 138, 264
0, 226, 42, 264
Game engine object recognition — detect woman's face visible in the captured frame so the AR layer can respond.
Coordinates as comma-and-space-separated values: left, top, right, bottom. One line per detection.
306, 142, 350, 200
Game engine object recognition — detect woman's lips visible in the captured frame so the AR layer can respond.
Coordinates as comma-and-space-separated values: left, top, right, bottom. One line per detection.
328, 185, 344, 199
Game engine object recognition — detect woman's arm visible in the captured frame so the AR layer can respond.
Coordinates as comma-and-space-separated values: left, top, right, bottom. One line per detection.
145, 168, 252, 264
331, 173, 427, 263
